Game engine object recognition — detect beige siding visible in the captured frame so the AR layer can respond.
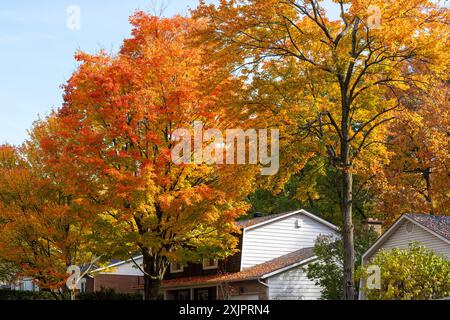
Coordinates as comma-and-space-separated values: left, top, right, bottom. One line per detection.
267, 263, 322, 300
241, 214, 337, 269
366, 219, 450, 261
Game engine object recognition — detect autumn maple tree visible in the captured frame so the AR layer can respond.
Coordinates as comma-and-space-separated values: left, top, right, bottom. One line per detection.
0, 143, 95, 296
372, 81, 450, 219
36, 13, 254, 300
194, 0, 449, 299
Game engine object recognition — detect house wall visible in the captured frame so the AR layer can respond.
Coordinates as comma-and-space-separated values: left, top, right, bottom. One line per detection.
165, 235, 243, 280
84, 276, 95, 293
365, 219, 450, 261
360, 218, 450, 300
98, 257, 144, 277
91, 274, 144, 294
10, 278, 39, 292
241, 213, 337, 269
267, 263, 322, 300
219, 280, 268, 300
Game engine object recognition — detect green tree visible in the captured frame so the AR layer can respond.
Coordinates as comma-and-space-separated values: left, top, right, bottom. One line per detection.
358, 243, 450, 300
307, 228, 378, 300
247, 154, 379, 226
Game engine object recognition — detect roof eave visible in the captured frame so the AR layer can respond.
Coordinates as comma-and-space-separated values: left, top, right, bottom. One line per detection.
362, 214, 450, 262
90, 255, 144, 274
243, 209, 339, 232
162, 255, 318, 289
260, 256, 317, 279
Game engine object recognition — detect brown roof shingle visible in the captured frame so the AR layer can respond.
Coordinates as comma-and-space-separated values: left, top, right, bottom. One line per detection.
406, 214, 450, 241
235, 211, 297, 229
161, 247, 315, 288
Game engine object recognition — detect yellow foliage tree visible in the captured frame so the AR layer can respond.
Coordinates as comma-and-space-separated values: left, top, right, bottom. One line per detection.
194, 0, 449, 299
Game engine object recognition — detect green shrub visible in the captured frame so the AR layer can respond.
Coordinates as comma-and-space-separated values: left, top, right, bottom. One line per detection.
0, 289, 58, 300
0, 287, 142, 300
358, 243, 450, 300
77, 288, 143, 300
306, 228, 378, 300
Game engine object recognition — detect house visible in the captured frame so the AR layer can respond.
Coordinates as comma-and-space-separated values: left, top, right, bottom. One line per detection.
84, 258, 145, 294
1, 278, 39, 292
88, 209, 339, 300
162, 209, 338, 300
359, 213, 450, 300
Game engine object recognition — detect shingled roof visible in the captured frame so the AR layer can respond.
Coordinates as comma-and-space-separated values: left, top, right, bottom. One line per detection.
406, 214, 450, 241
161, 247, 315, 288
362, 213, 450, 263
235, 211, 295, 229
235, 209, 338, 231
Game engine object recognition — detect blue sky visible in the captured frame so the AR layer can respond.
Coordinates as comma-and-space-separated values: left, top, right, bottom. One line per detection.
0, 0, 215, 145
0, 0, 341, 146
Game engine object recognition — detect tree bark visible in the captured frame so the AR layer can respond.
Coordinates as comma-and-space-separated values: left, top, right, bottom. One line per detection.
341, 166, 355, 300
142, 251, 162, 300
340, 97, 355, 300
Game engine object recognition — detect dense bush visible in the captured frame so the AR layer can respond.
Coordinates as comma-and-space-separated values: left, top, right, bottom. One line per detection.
78, 288, 143, 300
0, 288, 142, 300
0, 289, 58, 300
358, 243, 450, 300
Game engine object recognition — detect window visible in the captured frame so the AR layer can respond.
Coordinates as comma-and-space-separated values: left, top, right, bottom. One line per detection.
194, 287, 216, 300
202, 258, 218, 270
170, 262, 184, 273
176, 290, 190, 300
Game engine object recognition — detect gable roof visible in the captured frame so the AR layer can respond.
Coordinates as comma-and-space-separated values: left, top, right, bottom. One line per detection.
406, 214, 450, 241
161, 247, 316, 288
236, 212, 292, 229
236, 209, 338, 231
362, 213, 450, 261
91, 255, 143, 274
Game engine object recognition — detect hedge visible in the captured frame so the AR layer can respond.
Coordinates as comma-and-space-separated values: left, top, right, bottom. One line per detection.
78, 288, 143, 300
0, 289, 58, 300
0, 288, 143, 300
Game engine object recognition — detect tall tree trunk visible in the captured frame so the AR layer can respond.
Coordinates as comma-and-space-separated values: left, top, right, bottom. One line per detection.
142, 251, 161, 300
341, 99, 355, 300
341, 166, 355, 300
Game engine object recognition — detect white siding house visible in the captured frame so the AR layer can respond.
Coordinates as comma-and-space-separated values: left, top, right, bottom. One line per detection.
93, 209, 339, 300
359, 214, 450, 300
241, 210, 338, 269
376, 219, 450, 259
362, 214, 450, 262
8, 278, 39, 292
162, 209, 339, 300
